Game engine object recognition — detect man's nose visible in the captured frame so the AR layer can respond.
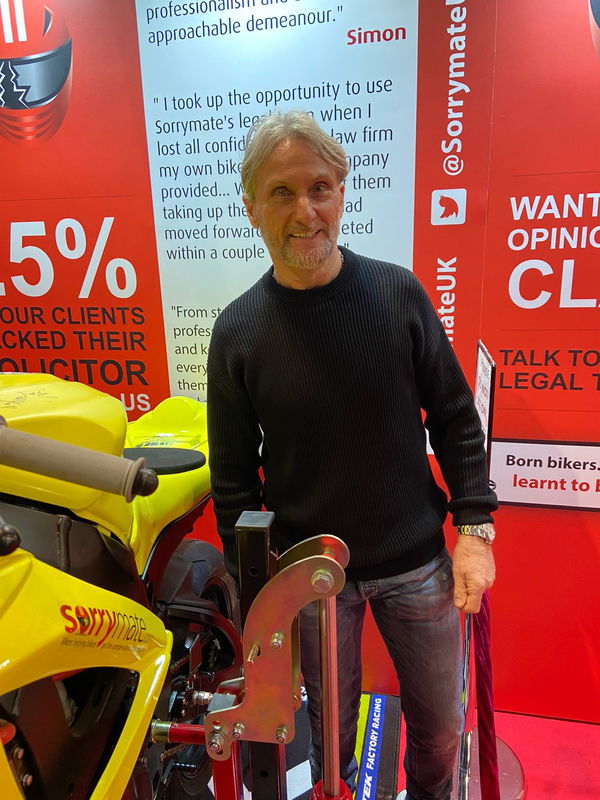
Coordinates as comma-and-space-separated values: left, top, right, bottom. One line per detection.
293, 194, 318, 225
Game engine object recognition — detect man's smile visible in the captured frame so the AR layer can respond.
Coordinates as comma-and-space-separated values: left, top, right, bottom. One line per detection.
288, 229, 321, 239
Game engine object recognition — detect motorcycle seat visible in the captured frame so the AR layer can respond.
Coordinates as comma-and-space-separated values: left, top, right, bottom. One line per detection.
123, 447, 206, 474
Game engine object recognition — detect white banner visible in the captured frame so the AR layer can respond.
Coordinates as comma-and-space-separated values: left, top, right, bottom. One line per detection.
135, 0, 419, 399
491, 439, 600, 510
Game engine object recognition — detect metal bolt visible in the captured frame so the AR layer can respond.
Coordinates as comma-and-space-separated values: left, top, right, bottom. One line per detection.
270, 632, 284, 649
311, 569, 334, 594
247, 643, 260, 663
21, 774, 33, 787
232, 722, 245, 740
275, 726, 288, 744
15, 748, 24, 760
208, 732, 225, 754
191, 690, 213, 706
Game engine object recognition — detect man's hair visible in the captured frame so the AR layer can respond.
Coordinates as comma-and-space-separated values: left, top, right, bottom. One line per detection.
241, 109, 350, 199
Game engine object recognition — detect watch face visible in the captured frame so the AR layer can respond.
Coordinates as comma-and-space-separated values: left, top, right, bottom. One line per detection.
475, 525, 495, 543
459, 524, 494, 543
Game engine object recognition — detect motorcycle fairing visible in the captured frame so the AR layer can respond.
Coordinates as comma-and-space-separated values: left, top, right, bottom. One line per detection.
126, 395, 211, 571
0, 497, 148, 606
0, 548, 172, 800
0, 373, 133, 540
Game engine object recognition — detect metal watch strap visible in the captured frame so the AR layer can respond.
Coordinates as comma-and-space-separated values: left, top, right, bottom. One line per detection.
456, 523, 495, 544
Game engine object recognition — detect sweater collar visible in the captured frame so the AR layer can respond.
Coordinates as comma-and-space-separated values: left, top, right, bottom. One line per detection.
261, 247, 357, 303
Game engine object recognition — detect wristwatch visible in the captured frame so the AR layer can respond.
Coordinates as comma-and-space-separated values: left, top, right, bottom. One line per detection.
456, 523, 496, 544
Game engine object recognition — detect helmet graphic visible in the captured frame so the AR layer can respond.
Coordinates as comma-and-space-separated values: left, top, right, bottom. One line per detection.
0, 0, 72, 144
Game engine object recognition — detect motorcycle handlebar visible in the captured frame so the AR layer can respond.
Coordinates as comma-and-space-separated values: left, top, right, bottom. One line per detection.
0, 416, 158, 502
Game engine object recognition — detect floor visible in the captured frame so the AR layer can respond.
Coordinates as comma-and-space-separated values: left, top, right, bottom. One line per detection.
205, 707, 600, 799
493, 711, 600, 800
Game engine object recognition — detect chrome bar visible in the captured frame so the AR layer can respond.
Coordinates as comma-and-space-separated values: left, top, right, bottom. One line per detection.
319, 596, 340, 798
457, 613, 476, 800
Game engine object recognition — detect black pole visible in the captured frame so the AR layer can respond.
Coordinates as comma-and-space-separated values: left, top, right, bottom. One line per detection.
235, 510, 288, 800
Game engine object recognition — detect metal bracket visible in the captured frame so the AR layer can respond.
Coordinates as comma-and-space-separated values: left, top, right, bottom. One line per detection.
205, 536, 349, 761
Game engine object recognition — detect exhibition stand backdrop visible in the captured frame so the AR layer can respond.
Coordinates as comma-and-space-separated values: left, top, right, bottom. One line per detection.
0, 0, 598, 723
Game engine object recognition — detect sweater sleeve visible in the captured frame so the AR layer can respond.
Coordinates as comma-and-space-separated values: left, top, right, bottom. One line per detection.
410, 277, 498, 526
207, 314, 263, 580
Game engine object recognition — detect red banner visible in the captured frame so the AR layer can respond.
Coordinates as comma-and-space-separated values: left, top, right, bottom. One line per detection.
0, 0, 169, 414
482, 0, 600, 518
413, 0, 496, 383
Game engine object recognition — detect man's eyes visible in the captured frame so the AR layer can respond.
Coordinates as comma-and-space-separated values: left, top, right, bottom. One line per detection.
271, 183, 332, 198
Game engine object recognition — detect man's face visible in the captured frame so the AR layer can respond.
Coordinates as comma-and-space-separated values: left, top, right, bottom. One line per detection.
243, 138, 345, 281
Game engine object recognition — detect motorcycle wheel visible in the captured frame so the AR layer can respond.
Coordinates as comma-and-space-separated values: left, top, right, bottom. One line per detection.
153, 557, 242, 800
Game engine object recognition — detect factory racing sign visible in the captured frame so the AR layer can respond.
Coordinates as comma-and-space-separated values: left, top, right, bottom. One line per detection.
356, 695, 386, 799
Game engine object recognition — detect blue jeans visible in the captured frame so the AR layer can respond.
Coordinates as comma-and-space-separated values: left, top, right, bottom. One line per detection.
299, 549, 462, 800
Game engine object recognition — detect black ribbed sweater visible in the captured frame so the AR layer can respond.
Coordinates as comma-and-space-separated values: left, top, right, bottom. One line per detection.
207, 247, 497, 581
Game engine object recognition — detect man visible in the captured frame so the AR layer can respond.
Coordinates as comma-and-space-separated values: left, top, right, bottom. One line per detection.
207, 110, 497, 800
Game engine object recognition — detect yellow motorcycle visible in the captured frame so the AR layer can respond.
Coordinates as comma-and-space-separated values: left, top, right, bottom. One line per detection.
0, 373, 242, 800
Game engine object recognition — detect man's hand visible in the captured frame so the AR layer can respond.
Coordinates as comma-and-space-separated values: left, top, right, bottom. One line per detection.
452, 533, 496, 613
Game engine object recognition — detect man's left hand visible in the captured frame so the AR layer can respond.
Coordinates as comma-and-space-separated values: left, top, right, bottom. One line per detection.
452, 533, 496, 613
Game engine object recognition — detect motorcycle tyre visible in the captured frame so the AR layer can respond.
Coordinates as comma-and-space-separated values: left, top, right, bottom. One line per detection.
146, 556, 240, 800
